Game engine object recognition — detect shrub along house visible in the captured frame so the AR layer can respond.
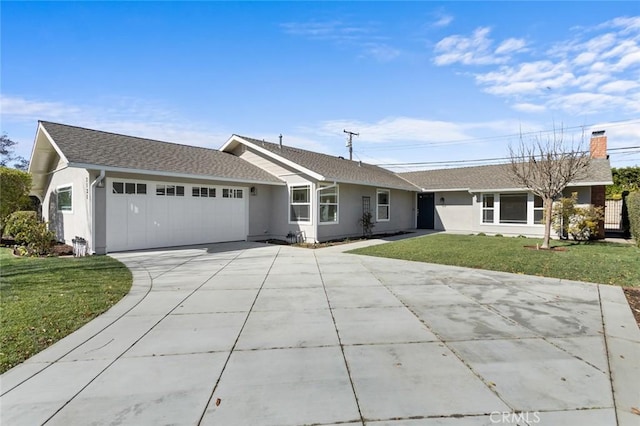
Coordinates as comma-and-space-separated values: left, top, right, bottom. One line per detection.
28, 122, 613, 253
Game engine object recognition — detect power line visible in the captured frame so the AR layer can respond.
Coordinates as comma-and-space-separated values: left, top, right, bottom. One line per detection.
363, 119, 640, 152
375, 145, 640, 168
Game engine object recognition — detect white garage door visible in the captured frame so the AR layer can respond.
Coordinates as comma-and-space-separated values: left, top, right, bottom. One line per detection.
106, 178, 248, 251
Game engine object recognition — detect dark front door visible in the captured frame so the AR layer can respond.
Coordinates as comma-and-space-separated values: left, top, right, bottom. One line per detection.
417, 193, 435, 229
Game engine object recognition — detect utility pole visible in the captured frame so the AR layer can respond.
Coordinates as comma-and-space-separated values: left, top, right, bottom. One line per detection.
343, 129, 359, 161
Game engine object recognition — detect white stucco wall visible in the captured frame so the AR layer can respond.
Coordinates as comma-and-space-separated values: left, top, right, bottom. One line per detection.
433, 191, 474, 233
432, 186, 595, 238
43, 167, 91, 246
317, 185, 415, 242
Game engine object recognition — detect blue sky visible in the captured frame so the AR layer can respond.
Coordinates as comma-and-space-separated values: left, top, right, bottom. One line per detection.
2, 1, 639, 170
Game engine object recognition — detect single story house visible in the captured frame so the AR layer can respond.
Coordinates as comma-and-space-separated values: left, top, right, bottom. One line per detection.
28, 121, 613, 253
399, 133, 612, 237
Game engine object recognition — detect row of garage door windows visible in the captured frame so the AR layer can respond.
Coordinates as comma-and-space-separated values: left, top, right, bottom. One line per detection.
112, 182, 243, 198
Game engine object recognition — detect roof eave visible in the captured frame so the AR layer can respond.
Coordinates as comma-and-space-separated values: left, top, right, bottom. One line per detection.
224, 135, 326, 181
67, 163, 286, 186
466, 181, 614, 193
317, 176, 418, 191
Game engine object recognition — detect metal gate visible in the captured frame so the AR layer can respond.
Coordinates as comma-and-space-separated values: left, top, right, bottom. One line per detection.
605, 200, 623, 231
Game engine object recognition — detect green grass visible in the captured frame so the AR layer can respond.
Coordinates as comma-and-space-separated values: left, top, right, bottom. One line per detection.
0, 249, 132, 373
348, 234, 640, 287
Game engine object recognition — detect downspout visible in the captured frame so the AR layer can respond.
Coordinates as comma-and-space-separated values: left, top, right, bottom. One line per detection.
315, 182, 337, 243
90, 170, 106, 254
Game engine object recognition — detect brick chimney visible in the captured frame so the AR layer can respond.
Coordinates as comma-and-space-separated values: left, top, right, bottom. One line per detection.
590, 130, 607, 159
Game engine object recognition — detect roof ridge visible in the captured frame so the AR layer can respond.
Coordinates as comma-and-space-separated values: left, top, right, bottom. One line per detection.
236, 134, 394, 172
40, 120, 220, 153
398, 162, 512, 175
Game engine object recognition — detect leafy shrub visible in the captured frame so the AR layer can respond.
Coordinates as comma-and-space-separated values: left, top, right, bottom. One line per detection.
552, 193, 604, 241
627, 191, 640, 247
494, 234, 503, 237
0, 167, 32, 235
4, 211, 37, 239
476, 232, 486, 236
5, 210, 55, 256
358, 211, 375, 237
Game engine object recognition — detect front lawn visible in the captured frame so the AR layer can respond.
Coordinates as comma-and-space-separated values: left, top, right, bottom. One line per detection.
348, 234, 640, 287
0, 249, 132, 373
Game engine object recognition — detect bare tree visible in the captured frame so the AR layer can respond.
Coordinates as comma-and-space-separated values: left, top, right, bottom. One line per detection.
508, 127, 591, 249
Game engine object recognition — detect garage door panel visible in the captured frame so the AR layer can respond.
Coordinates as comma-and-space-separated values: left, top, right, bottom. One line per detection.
107, 179, 247, 251
106, 196, 129, 252
127, 197, 147, 249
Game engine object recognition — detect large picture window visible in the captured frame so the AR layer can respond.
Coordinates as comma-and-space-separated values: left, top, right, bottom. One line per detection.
57, 185, 72, 212
499, 193, 528, 224
481, 193, 546, 226
290, 185, 310, 222
319, 185, 338, 223
377, 189, 390, 221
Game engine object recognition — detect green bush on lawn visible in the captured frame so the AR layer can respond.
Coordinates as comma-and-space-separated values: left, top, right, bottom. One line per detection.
627, 191, 640, 247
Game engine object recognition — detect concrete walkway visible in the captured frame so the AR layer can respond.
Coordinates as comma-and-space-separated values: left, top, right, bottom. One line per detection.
1, 236, 639, 425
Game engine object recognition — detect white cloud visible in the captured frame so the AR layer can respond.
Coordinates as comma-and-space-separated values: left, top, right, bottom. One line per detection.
512, 103, 546, 113
495, 38, 527, 55
362, 43, 401, 62
434, 27, 503, 65
317, 117, 474, 144
436, 15, 640, 116
0, 96, 81, 121
280, 21, 370, 42
0, 94, 229, 149
432, 13, 453, 28
599, 79, 640, 93
548, 91, 640, 115
573, 51, 597, 66
476, 60, 576, 96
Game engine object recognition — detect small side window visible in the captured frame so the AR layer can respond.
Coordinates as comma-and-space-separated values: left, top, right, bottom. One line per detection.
113, 182, 124, 194
137, 184, 147, 194
57, 185, 73, 212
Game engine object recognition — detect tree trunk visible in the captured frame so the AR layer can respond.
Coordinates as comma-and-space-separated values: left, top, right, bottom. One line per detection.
542, 197, 553, 249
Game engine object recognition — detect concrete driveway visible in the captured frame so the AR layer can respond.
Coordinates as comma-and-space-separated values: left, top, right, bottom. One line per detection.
2, 237, 639, 425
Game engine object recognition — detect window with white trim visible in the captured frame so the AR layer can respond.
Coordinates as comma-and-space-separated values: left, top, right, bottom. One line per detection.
480, 193, 546, 226
533, 195, 544, 224
482, 194, 494, 223
290, 185, 310, 222
319, 185, 338, 223
377, 189, 390, 221
57, 185, 72, 212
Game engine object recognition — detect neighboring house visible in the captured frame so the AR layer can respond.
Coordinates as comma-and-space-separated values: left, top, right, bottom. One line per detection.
399, 132, 613, 237
28, 121, 613, 253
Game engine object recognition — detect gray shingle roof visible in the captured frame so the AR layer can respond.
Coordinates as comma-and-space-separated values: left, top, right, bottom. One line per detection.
235, 135, 419, 191
399, 159, 613, 191
40, 121, 283, 184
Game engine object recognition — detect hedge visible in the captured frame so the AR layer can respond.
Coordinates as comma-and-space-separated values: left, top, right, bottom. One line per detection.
627, 191, 640, 247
